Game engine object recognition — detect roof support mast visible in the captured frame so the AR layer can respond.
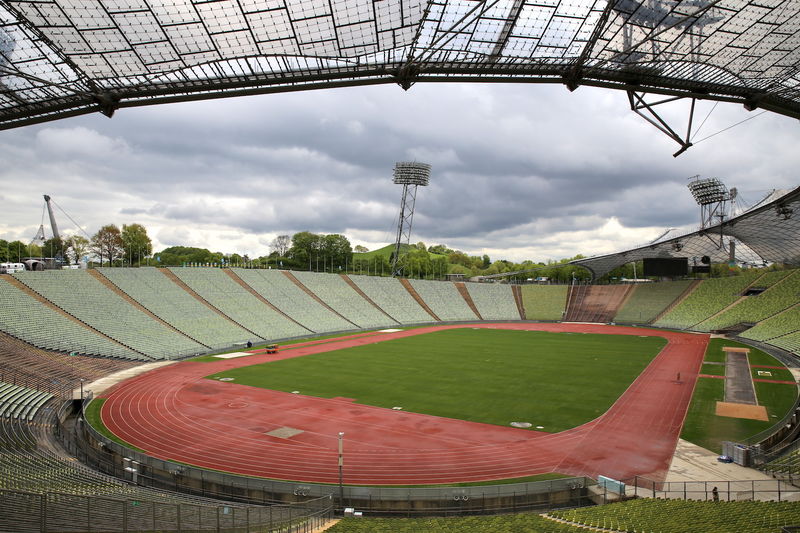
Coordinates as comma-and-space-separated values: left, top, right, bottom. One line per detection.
43, 195, 60, 241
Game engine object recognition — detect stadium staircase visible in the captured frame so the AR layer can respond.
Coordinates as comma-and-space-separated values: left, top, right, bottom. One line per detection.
564, 285, 633, 323
90, 270, 210, 348
398, 278, 440, 321
160, 267, 256, 333
511, 285, 526, 320
454, 282, 483, 320
340, 274, 401, 323
281, 271, 359, 329
224, 269, 310, 332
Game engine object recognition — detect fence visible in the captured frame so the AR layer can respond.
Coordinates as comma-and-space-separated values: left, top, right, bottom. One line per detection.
625, 476, 800, 502
0, 489, 333, 533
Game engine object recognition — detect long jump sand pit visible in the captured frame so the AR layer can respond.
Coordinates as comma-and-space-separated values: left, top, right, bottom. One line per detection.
99, 323, 708, 486
715, 401, 769, 421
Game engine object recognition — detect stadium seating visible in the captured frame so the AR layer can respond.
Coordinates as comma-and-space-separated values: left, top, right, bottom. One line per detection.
169, 267, 311, 341
762, 330, 800, 356
233, 269, 354, 333
564, 285, 632, 323
613, 280, 695, 324
326, 513, 579, 532
348, 275, 435, 324
0, 277, 144, 360
549, 497, 800, 533
99, 267, 255, 349
0, 332, 139, 397
0, 405, 269, 510
520, 285, 568, 321
0, 278, 147, 360
13, 271, 204, 360
464, 282, 520, 321
694, 270, 800, 332
291, 271, 398, 329
327, 498, 800, 533
653, 270, 763, 330
407, 279, 479, 322
0, 382, 52, 421
740, 306, 800, 343
762, 446, 800, 477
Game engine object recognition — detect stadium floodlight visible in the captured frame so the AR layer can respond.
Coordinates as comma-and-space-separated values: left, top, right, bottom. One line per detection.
391, 162, 431, 276
393, 162, 431, 187
687, 176, 727, 205
687, 175, 733, 230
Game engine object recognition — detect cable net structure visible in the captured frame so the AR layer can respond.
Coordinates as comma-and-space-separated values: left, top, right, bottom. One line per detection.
571, 186, 800, 279
1, 0, 800, 130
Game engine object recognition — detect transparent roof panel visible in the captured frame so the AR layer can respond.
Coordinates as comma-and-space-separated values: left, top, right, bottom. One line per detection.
1, 0, 799, 128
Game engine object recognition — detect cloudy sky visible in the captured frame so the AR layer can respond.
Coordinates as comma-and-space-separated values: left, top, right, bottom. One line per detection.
0, 81, 798, 263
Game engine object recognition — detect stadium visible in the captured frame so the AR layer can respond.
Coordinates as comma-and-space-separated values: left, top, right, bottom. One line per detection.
2, 0, 800, 532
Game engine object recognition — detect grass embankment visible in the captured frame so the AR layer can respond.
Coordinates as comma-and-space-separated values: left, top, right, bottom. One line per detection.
209, 328, 666, 432
680, 338, 798, 453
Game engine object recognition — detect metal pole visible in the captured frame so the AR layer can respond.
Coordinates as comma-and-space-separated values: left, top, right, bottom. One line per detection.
338, 432, 345, 513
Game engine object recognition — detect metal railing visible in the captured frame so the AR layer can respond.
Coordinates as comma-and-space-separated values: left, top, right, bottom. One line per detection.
625, 476, 800, 502
0, 489, 333, 533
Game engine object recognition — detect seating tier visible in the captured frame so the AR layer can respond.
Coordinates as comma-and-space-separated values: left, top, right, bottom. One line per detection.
12, 272, 203, 359
100, 267, 254, 349
169, 268, 310, 341
348, 275, 435, 324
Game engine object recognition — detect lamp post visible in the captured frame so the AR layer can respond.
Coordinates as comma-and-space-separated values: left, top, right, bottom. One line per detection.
79, 378, 85, 401
338, 432, 345, 512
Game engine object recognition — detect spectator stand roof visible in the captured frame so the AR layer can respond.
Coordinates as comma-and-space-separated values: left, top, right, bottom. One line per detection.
570, 186, 800, 279
1, 0, 800, 148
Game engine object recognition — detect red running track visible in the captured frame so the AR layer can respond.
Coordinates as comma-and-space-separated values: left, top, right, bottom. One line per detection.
100, 323, 708, 485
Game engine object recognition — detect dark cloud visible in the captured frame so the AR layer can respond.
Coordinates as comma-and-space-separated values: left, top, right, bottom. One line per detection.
0, 83, 797, 261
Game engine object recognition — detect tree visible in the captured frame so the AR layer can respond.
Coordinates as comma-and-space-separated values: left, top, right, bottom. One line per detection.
354, 245, 369, 253
270, 235, 291, 257
428, 244, 452, 255
321, 234, 352, 271
447, 251, 473, 268
154, 246, 220, 266
64, 235, 90, 265
288, 231, 321, 269
42, 236, 64, 260
0, 239, 8, 263
6, 241, 33, 262
121, 223, 153, 265
92, 225, 124, 266
482, 254, 491, 269
28, 243, 42, 259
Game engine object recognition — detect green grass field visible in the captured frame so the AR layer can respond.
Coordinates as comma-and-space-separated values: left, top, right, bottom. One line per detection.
209, 328, 666, 432
680, 339, 797, 453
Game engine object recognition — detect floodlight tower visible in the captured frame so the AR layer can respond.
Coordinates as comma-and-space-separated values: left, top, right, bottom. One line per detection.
391, 162, 431, 275
687, 175, 732, 229
688, 175, 736, 254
